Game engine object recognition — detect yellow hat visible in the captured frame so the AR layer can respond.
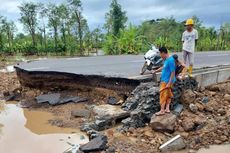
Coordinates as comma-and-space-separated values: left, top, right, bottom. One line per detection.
185, 18, 194, 25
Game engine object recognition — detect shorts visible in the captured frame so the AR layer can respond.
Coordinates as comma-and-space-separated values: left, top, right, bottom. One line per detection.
160, 82, 173, 105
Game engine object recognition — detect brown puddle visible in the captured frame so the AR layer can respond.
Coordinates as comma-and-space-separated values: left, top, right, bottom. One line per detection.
0, 102, 88, 153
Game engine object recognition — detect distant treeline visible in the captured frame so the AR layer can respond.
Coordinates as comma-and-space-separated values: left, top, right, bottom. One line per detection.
0, 0, 229, 56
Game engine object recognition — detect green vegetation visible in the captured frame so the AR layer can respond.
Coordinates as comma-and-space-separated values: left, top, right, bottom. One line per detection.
0, 0, 230, 56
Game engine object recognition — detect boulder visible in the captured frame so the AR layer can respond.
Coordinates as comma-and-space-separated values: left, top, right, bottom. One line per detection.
181, 89, 196, 104
150, 113, 177, 133
79, 135, 108, 152
159, 135, 186, 152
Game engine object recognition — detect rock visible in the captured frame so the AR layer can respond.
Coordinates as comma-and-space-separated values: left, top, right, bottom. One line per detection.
93, 105, 129, 119
217, 108, 226, 116
71, 109, 90, 118
189, 104, 198, 113
220, 135, 228, 142
79, 135, 108, 152
159, 135, 186, 152
195, 103, 205, 111
36, 93, 88, 105
107, 97, 119, 105
106, 147, 116, 153
201, 97, 209, 103
173, 103, 183, 115
207, 85, 220, 92
228, 117, 230, 124
92, 105, 130, 131
182, 120, 195, 132
181, 89, 196, 104
224, 94, 230, 102
214, 140, 222, 144
150, 113, 177, 133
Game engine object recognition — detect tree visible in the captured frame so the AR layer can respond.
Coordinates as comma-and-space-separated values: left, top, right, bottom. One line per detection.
68, 0, 86, 55
38, 3, 48, 50
19, 2, 39, 48
105, 0, 127, 36
47, 4, 60, 52
1, 18, 16, 49
58, 4, 70, 51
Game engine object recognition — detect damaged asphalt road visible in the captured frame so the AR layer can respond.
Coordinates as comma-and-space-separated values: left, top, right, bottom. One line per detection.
1, 59, 230, 153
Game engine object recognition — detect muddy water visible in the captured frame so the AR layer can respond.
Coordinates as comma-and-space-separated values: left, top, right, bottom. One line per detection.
0, 103, 88, 153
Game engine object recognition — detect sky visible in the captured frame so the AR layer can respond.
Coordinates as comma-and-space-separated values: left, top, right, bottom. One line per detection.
0, 0, 229, 33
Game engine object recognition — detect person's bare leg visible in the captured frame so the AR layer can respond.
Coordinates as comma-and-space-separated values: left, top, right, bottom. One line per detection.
156, 103, 166, 115
165, 99, 171, 113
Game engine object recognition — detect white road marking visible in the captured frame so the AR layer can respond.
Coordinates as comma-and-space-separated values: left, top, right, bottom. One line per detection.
27, 67, 50, 70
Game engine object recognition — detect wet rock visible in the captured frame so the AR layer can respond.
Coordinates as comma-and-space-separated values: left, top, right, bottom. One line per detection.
36, 93, 88, 105
107, 97, 119, 105
201, 97, 209, 103
173, 103, 183, 115
150, 113, 177, 133
79, 135, 108, 152
181, 89, 196, 104
189, 104, 198, 113
182, 119, 195, 132
159, 135, 186, 152
71, 109, 90, 118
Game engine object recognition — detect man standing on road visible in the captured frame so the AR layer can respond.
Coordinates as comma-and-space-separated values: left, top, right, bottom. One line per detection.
182, 18, 198, 77
155, 47, 176, 115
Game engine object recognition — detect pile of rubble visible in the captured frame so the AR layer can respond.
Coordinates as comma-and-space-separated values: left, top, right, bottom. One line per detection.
120, 78, 198, 131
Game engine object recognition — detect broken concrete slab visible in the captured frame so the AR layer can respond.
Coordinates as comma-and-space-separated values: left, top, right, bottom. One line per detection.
79, 135, 108, 152
93, 104, 130, 119
91, 104, 130, 131
36, 93, 88, 105
36, 93, 60, 105
150, 113, 177, 133
159, 135, 186, 152
71, 109, 91, 118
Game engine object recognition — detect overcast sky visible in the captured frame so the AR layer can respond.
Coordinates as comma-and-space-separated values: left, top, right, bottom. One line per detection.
0, 0, 229, 33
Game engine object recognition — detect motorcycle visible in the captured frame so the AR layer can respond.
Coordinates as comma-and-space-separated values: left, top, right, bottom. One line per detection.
140, 45, 163, 75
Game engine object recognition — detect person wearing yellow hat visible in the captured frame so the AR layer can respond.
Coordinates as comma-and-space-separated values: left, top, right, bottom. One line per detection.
182, 18, 198, 77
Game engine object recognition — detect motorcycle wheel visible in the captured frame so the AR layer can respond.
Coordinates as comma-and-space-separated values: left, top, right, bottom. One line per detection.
140, 62, 148, 75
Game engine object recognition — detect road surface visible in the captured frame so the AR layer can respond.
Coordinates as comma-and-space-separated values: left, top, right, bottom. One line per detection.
16, 51, 230, 78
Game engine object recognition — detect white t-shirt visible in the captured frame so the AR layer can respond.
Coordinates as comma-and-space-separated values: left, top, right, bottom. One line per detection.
182, 29, 198, 53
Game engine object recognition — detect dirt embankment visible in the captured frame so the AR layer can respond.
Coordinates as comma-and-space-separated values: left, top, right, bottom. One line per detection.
1, 64, 230, 153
